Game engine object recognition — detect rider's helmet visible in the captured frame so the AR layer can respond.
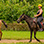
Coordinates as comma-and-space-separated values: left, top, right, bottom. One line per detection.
38, 4, 42, 7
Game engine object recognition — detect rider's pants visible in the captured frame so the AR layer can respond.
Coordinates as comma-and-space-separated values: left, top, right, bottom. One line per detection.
37, 17, 43, 28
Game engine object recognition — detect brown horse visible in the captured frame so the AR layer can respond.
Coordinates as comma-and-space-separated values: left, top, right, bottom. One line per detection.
0, 20, 7, 40
17, 13, 44, 42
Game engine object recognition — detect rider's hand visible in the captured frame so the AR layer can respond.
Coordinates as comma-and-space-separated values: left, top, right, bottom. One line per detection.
34, 15, 37, 17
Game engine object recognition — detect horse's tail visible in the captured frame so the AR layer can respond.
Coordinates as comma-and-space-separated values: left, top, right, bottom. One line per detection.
2, 20, 7, 28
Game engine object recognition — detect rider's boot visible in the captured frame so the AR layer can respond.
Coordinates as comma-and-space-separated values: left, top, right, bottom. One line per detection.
38, 28, 43, 31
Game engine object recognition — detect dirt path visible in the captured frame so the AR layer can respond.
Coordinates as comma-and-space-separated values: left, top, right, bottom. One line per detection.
0, 40, 44, 43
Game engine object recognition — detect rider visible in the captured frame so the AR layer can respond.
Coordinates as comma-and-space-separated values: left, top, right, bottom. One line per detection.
34, 4, 43, 31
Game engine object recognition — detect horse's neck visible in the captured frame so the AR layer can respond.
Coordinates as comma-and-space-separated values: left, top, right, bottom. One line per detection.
24, 15, 33, 23
25, 18, 31, 25
25, 19, 32, 29
24, 15, 33, 29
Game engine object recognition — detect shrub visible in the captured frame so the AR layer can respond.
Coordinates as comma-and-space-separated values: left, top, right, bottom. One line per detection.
0, 0, 44, 23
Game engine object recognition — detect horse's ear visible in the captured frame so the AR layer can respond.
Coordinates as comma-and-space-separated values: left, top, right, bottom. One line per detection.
22, 13, 24, 15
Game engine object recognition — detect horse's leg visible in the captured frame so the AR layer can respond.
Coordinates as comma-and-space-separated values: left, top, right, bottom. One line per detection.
34, 30, 40, 42
2, 20, 7, 28
29, 31, 32, 42
0, 20, 2, 40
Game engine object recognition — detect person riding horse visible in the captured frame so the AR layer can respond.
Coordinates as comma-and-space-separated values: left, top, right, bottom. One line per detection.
17, 4, 44, 42
34, 4, 43, 31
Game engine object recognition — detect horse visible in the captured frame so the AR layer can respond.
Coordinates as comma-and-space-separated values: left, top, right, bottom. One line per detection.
17, 13, 44, 42
0, 20, 7, 40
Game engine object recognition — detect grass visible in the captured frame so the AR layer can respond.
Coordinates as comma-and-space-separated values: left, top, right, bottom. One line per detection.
0, 42, 44, 44
2, 31, 44, 40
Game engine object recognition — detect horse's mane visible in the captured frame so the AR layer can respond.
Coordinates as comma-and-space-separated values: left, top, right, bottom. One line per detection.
25, 15, 30, 18
24, 15, 33, 19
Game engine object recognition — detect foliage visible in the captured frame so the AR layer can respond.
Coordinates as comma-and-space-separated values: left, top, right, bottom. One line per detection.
1, 23, 44, 31
2, 23, 29, 31
0, 0, 44, 23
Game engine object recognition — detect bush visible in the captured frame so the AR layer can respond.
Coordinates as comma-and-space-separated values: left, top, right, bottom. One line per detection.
0, 0, 44, 23
1, 22, 44, 31
1, 23, 29, 31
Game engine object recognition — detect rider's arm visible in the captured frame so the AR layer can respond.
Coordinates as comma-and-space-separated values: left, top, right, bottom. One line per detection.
37, 9, 43, 17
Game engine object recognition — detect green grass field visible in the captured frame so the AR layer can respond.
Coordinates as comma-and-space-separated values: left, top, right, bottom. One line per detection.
0, 31, 44, 44
2, 31, 44, 40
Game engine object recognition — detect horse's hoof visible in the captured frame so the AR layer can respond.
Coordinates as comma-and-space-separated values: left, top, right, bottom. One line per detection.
29, 40, 32, 42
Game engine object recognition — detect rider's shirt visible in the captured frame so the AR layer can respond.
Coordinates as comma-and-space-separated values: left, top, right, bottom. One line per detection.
37, 11, 43, 18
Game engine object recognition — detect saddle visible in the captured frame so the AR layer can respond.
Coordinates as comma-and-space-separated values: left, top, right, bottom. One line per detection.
33, 18, 44, 26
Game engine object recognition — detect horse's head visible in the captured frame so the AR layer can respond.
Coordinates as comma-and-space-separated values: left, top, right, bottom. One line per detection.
17, 13, 25, 23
